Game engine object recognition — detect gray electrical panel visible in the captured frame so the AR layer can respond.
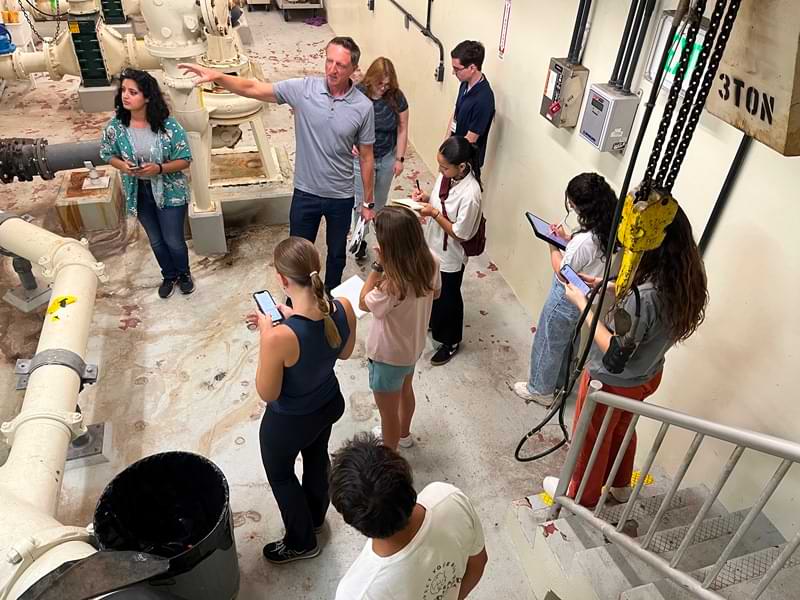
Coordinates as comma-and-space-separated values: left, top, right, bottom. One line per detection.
540, 58, 589, 129
579, 83, 641, 152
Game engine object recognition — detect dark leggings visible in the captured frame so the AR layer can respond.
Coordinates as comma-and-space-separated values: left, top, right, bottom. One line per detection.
429, 265, 466, 346
259, 393, 345, 550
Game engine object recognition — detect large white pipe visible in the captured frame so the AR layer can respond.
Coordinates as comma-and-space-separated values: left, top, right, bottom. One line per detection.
0, 215, 104, 599
0, 30, 80, 81
96, 21, 160, 73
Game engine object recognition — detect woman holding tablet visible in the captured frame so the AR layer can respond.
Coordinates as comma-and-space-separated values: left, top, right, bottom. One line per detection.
544, 206, 708, 507
513, 173, 616, 407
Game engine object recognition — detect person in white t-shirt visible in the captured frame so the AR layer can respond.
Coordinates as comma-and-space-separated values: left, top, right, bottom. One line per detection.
513, 173, 617, 408
331, 433, 488, 600
359, 206, 442, 451
413, 136, 483, 367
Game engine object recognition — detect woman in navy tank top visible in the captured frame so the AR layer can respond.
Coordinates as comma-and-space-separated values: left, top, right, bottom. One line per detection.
246, 237, 357, 564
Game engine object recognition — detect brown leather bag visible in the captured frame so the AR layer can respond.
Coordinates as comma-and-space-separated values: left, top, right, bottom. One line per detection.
439, 176, 487, 257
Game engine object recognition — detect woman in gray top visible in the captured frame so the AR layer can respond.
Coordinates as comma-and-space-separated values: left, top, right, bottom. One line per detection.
100, 69, 194, 299
545, 206, 709, 507
352, 57, 410, 260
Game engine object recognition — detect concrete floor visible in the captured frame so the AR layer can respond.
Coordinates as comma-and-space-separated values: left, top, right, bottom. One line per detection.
0, 10, 572, 599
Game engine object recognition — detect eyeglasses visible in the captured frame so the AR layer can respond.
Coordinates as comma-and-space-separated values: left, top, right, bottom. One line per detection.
452, 64, 470, 74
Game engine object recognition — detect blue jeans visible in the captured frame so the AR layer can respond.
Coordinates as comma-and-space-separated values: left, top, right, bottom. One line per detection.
289, 188, 353, 290
353, 149, 396, 232
136, 181, 189, 280
528, 276, 581, 395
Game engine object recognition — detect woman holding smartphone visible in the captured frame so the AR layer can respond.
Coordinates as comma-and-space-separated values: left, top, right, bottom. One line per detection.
246, 237, 357, 565
544, 207, 708, 507
99, 69, 194, 299
412, 136, 482, 367
513, 173, 616, 407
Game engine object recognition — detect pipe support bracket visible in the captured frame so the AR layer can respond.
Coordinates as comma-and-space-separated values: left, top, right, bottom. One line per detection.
1, 409, 86, 445
13, 349, 99, 392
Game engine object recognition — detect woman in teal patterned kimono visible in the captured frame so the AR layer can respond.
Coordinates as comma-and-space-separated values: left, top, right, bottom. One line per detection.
100, 69, 195, 298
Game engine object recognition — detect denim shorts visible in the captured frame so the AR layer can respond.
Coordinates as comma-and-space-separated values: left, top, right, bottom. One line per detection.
368, 359, 415, 392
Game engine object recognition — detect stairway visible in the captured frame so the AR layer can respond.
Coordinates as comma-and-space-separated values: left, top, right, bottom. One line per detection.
506, 479, 800, 600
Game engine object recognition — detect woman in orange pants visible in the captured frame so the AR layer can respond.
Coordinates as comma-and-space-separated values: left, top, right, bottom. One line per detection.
543, 207, 709, 508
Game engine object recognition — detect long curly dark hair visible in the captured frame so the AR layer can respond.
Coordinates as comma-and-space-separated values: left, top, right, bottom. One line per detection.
566, 172, 617, 259
633, 206, 708, 342
114, 69, 170, 133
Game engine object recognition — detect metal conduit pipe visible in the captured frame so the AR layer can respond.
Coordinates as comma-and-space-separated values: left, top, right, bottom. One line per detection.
610, 0, 641, 86
699, 134, 752, 255
384, 0, 445, 82
0, 211, 105, 599
567, 0, 592, 64
617, 0, 648, 90
622, 0, 657, 92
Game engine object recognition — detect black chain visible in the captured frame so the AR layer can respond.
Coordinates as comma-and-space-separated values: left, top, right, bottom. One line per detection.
642, 2, 703, 193
20, 0, 62, 44
664, 0, 742, 190
656, 0, 718, 186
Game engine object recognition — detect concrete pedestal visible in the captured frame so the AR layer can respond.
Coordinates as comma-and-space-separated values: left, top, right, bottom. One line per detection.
189, 201, 228, 256
78, 85, 117, 113
55, 169, 123, 234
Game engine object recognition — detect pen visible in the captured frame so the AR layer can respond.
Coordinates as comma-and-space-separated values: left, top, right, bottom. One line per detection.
415, 179, 421, 192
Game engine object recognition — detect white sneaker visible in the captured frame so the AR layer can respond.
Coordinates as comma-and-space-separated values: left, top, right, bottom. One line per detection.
609, 486, 632, 503
513, 382, 555, 407
543, 476, 560, 499
372, 425, 415, 449
398, 434, 414, 449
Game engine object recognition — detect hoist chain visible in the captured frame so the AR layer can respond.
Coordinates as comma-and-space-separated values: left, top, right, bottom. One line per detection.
664, 0, 742, 190
656, 0, 718, 187
21, 0, 62, 45
641, 1, 703, 195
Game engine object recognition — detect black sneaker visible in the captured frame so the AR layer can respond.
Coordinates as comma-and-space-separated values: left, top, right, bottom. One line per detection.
262, 539, 320, 565
431, 343, 459, 366
313, 520, 325, 535
354, 240, 367, 260
158, 278, 176, 299
178, 273, 195, 295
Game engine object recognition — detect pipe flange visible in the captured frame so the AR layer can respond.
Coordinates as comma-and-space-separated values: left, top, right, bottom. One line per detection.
2, 526, 93, 595
14, 349, 99, 392
1, 410, 86, 444
0, 213, 22, 227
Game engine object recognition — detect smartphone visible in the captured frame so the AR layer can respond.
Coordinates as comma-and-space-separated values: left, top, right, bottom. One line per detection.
560, 264, 591, 296
253, 290, 284, 323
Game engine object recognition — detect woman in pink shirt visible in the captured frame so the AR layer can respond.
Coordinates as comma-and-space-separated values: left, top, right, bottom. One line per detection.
359, 207, 442, 450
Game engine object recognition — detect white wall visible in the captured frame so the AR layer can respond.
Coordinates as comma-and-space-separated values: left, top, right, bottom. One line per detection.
327, 0, 800, 536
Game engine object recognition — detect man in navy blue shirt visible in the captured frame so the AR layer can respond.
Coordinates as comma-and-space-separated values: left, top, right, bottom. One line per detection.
446, 41, 495, 177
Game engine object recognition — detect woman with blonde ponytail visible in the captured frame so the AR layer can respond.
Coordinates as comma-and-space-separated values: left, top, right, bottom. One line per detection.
246, 236, 357, 565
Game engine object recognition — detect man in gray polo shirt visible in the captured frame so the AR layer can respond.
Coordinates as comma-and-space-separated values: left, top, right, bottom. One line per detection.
180, 37, 375, 290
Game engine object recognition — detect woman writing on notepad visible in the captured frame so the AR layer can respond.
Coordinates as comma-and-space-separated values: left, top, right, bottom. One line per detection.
512, 173, 616, 407
351, 57, 410, 260
359, 206, 441, 450
412, 136, 483, 367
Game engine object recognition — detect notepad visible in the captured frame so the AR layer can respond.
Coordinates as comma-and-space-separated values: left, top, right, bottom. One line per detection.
331, 275, 367, 319
390, 198, 426, 211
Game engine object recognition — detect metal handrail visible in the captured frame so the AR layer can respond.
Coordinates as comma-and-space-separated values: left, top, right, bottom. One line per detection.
549, 381, 800, 600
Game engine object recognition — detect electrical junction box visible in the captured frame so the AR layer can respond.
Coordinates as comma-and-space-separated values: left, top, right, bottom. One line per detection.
540, 57, 589, 129
580, 83, 641, 152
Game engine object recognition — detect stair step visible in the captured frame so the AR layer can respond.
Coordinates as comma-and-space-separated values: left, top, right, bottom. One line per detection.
576, 510, 785, 598
544, 485, 726, 572
621, 546, 800, 599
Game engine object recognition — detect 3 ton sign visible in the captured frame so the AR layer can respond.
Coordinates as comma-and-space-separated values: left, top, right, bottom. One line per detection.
716, 73, 776, 126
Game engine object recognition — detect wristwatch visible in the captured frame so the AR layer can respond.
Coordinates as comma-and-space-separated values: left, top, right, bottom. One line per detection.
371, 261, 384, 273
396, 156, 404, 162
363, 202, 375, 209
